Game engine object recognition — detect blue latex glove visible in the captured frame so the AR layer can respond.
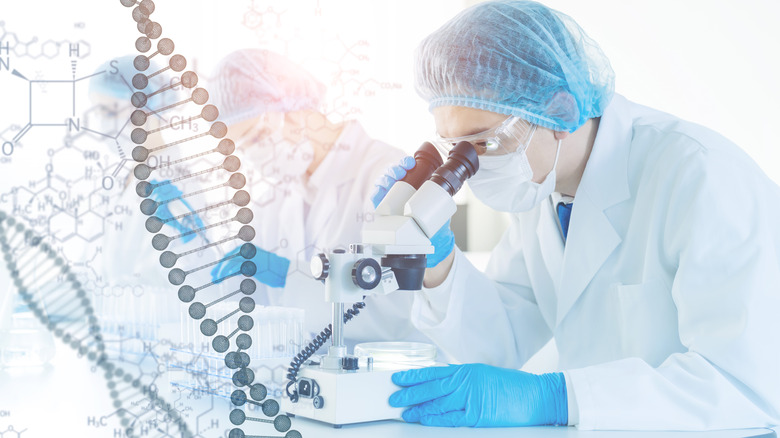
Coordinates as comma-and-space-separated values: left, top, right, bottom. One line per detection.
150, 179, 206, 243
389, 364, 568, 427
370, 156, 417, 208
370, 157, 455, 268
210, 244, 290, 288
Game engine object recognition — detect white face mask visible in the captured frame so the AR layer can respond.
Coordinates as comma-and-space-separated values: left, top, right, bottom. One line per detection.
240, 114, 315, 184
469, 139, 561, 213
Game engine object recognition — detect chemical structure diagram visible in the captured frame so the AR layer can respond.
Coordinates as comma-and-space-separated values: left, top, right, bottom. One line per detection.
0, 20, 90, 60
240, 0, 404, 132
0, 25, 93, 173
0, 12, 224, 438
0, 213, 192, 437
7, 43, 98, 147
232, 0, 405, 284
1, 0, 417, 436
0, 20, 184, 290
1, 0, 407, 285
86, 332, 246, 437
0, 426, 26, 438
0, 25, 144, 273
0, 18, 92, 164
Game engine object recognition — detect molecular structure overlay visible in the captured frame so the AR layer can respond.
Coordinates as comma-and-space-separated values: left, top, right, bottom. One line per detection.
0, 212, 191, 437
0, 0, 410, 435
0, 425, 26, 438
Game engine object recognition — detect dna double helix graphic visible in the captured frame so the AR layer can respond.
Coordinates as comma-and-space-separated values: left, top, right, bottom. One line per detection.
118, 0, 301, 437
0, 212, 191, 437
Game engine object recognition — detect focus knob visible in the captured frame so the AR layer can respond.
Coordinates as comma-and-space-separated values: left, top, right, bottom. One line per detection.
342, 356, 359, 371
311, 253, 329, 281
351, 258, 381, 290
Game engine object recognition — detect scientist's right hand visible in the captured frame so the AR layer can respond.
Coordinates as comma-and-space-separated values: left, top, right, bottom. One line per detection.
389, 364, 568, 427
210, 244, 290, 287
370, 156, 455, 268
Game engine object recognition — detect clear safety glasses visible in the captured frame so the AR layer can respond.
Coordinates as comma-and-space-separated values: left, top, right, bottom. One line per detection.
431, 116, 537, 157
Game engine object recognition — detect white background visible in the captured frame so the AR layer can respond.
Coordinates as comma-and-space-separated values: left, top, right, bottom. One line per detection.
3, 1, 777, 175
1, 1, 779, 437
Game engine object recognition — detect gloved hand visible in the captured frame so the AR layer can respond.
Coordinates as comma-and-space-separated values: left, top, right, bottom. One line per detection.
210, 243, 290, 288
389, 364, 568, 427
370, 156, 455, 268
370, 156, 417, 208
150, 179, 205, 243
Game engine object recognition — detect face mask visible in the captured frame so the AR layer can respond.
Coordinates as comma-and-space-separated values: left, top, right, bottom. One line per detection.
240, 114, 315, 184
469, 139, 561, 213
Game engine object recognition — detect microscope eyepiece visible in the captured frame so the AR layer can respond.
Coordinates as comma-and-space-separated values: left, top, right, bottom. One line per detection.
401, 142, 444, 190
429, 141, 479, 196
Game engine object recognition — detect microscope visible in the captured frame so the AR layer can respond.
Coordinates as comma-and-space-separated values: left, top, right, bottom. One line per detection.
281, 141, 479, 426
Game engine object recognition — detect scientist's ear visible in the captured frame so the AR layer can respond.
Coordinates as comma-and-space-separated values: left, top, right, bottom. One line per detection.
554, 131, 569, 140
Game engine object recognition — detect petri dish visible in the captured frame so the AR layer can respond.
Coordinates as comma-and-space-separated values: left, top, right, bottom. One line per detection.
354, 342, 436, 370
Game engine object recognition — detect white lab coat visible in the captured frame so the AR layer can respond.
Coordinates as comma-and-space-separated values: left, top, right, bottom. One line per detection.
411, 95, 780, 430
247, 121, 431, 348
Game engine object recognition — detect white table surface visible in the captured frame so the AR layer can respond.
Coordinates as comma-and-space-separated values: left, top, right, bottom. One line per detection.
0, 336, 775, 438
288, 415, 776, 438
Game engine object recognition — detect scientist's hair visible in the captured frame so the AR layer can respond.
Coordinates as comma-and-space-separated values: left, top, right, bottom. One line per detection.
211, 49, 326, 126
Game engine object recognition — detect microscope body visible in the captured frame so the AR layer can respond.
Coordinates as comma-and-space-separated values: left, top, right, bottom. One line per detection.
282, 141, 478, 427
280, 242, 423, 426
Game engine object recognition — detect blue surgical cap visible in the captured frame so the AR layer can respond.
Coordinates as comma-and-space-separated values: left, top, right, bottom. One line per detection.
211, 49, 326, 126
414, 0, 615, 132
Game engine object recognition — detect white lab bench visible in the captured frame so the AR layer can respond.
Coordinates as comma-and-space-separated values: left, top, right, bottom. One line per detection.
0, 336, 775, 438
290, 416, 776, 438
0, 253, 774, 438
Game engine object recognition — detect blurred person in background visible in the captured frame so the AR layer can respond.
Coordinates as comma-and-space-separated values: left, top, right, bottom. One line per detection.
210, 49, 434, 349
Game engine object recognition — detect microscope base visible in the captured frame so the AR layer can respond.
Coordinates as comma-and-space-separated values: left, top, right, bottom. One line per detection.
281, 366, 404, 427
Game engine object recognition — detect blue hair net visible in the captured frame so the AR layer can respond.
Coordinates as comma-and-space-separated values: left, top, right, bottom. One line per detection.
414, 0, 615, 132
211, 49, 326, 126
88, 55, 176, 110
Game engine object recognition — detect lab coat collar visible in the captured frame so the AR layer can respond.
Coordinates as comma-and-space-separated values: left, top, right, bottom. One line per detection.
555, 94, 633, 327
306, 120, 365, 193
575, 94, 633, 209
298, 121, 367, 252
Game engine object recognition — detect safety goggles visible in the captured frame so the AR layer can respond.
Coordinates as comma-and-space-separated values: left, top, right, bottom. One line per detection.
431, 116, 537, 157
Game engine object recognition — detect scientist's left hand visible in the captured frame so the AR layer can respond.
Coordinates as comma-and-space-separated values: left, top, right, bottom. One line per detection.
210, 244, 290, 288
389, 364, 568, 427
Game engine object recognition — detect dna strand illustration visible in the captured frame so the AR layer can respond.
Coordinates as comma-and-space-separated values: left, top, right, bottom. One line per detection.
118, 0, 302, 437
0, 211, 191, 437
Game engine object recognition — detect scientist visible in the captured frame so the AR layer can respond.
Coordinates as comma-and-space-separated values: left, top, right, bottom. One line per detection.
210, 49, 432, 347
376, 0, 780, 430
